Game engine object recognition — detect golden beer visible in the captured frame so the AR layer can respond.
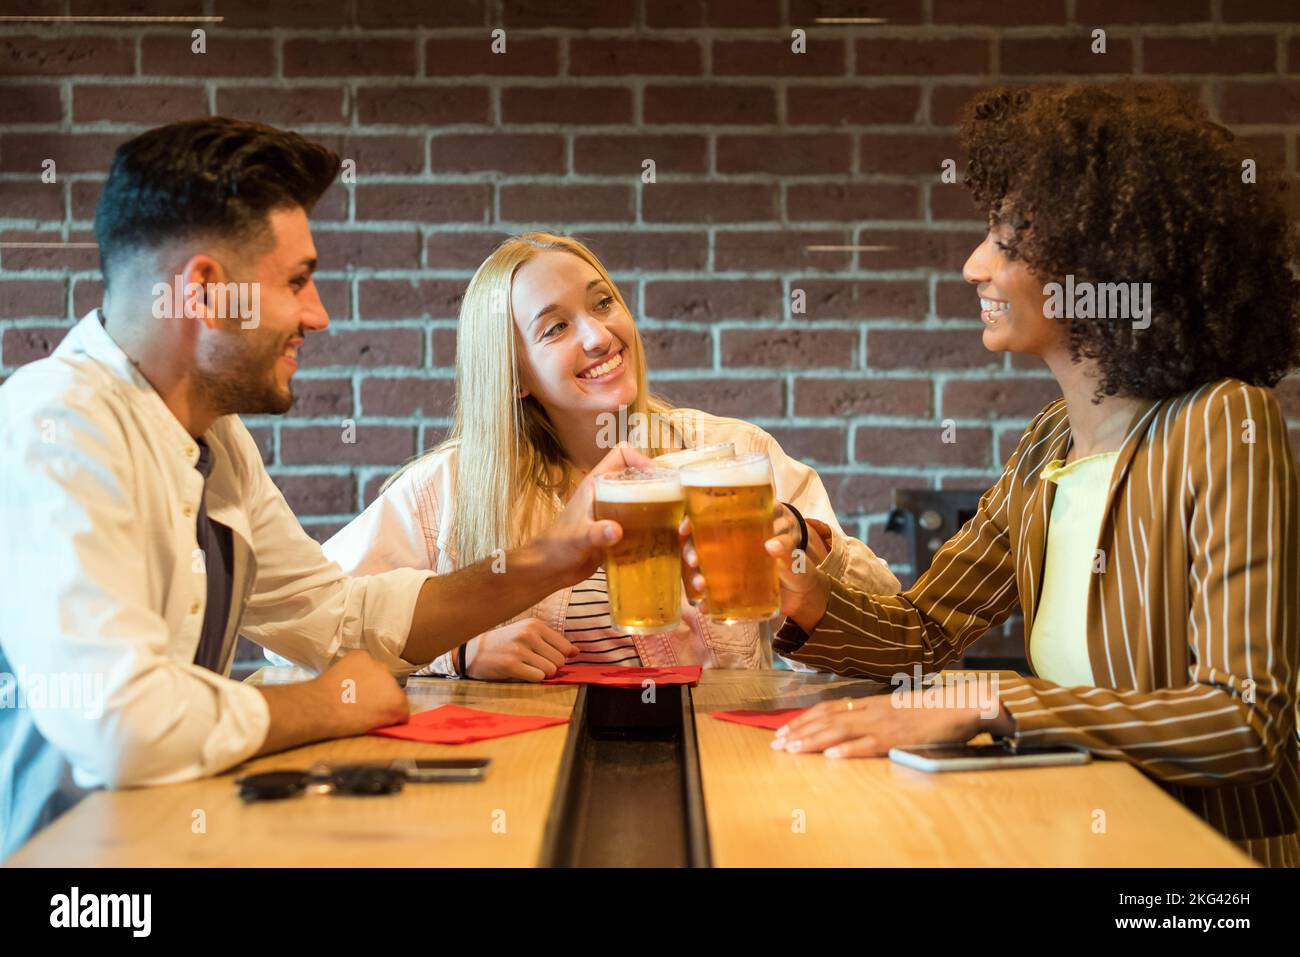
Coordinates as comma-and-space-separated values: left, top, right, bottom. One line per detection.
680, 453, 780, 622
655, 443, 735, 603
594, 469, 685, 634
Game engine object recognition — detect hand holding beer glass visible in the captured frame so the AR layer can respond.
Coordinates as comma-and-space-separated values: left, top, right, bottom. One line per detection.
653, 442, 735, 603
593, 468, 686, 634
678, 452, 782, 623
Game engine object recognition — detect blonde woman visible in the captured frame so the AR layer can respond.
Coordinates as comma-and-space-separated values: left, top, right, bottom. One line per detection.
321, 232, 899, 680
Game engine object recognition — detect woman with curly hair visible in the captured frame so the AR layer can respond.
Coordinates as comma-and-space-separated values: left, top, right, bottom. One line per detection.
694, 84, 1300, 865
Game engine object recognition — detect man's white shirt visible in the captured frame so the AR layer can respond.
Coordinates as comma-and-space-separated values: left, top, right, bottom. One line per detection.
0, 309, 432, 856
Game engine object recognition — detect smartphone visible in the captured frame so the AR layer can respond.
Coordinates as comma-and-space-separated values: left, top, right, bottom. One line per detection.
889, 742, 1091, 773
390, 757, 491, 783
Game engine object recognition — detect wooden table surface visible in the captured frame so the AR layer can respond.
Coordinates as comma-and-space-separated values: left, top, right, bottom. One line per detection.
691, 670, 1253, 867
6, 668, 1254, 867
6, 669, 578, 867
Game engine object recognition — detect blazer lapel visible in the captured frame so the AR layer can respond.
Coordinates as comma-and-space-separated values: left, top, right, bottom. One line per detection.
1086, 399, 1162, 687
1095, 401, 1162, 537
1016, 421, 1070, 640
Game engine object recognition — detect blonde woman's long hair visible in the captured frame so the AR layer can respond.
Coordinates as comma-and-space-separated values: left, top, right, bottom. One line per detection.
390, 232, 676, 569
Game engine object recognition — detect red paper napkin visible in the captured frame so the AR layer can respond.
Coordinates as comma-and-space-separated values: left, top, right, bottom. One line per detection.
369, 704, 569, 745
541, 664, 703, 688
709, 707, 809, 731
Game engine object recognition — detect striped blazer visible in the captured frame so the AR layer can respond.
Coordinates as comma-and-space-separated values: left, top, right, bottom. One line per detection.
776, 378, 1299, 866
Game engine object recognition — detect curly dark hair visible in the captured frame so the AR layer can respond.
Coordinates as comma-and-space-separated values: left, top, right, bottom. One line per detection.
960, 83, 1300, 400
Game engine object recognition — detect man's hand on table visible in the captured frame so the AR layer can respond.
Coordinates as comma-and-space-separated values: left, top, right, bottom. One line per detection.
769, 691, 1016, 759
256, 650, 410, 755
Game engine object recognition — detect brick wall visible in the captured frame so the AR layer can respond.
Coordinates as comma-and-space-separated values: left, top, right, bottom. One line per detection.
4, 1, 1300, 662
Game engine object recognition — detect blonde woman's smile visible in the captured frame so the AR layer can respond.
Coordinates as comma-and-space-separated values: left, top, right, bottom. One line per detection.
576, 348, 626, 384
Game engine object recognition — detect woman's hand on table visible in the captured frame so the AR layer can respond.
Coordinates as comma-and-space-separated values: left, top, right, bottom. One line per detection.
466, 618, 578, 682
770, 691, 1015, 759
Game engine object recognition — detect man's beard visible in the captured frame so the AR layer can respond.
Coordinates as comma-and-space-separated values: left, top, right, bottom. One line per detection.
193, 323, 298, 417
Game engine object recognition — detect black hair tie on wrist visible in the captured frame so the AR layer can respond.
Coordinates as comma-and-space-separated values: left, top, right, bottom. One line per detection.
783, 502, 809, 555
457, 643, 468, 678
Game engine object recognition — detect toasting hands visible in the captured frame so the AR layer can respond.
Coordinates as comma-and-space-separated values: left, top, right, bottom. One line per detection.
531, 443, 653, 586
679, 503, 831, 631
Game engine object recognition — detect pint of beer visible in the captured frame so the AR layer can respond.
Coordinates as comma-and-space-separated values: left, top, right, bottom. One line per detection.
654, 443, 735, 604
680, 452, 780, 622
593, 468, 686, 634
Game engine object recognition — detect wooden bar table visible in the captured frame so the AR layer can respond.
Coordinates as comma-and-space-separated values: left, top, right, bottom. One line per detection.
6, 668, 1255, 867
6, 669, 578, 867
693, 669, 1255, 867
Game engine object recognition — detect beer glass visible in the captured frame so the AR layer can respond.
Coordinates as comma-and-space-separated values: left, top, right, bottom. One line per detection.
655, 443, 736, 604
679, 452, 781, 623
593, 468, 685, 634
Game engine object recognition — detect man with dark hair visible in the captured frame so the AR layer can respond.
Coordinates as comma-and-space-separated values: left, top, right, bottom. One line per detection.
0, 118, 635, 858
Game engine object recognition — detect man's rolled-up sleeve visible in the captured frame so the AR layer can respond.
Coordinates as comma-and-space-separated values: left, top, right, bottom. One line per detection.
234, 425, 435, 676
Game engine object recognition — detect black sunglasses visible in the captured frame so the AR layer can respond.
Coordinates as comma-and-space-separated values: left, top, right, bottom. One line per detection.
236, 763, 405, 802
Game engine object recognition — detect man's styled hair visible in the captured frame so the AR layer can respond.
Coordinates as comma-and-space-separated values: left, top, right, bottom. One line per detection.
93, 116, 341, 286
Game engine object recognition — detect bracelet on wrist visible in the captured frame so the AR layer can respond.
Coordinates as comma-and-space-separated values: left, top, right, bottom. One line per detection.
783, 502, 809, 555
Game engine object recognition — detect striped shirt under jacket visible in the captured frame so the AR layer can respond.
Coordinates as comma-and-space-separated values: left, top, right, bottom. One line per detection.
775, 378, 1299, 866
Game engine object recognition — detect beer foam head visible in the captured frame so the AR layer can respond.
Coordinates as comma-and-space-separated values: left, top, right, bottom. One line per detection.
595, 468, 683, 502
678, 452, 771, 487
654, 442, 735, 470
